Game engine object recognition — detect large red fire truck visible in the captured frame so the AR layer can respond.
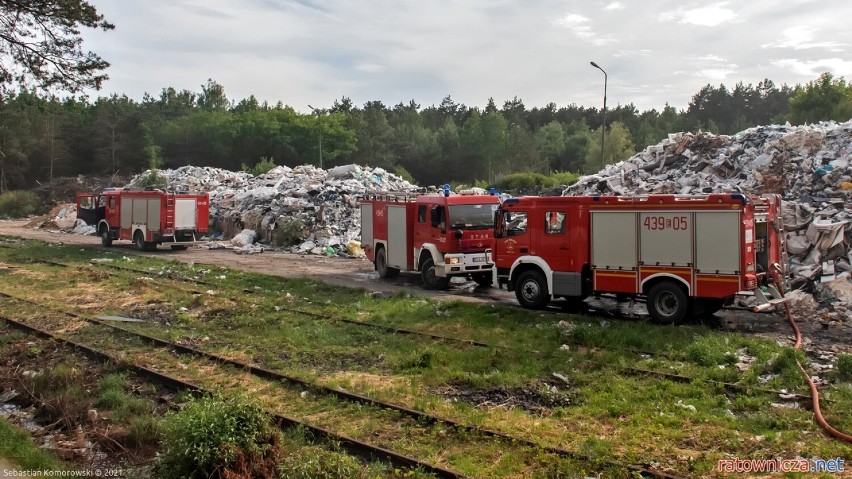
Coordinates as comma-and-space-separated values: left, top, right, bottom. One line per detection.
360, 187, 501, 289
76, 188, 210, 251
490, 194, 788, 323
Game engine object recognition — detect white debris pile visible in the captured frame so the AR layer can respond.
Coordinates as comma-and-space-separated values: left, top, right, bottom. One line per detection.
128, 164, 418, 255
564, 120, 852, 323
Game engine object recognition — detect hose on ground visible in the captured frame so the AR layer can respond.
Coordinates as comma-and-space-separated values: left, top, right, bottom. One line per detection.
775, 270, 852, 443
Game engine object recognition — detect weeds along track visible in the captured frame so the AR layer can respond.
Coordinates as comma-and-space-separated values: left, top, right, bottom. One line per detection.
11, 257, 818, 405
0, 315, 461, 478
0, 291, 684, 479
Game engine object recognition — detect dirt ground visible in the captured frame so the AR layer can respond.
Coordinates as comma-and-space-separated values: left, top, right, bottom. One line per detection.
0, 219, 508, 304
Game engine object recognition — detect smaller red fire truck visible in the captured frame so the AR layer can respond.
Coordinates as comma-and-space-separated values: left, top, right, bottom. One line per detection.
490, 194, 788, 323
76, 187, 210, 251
360, 186, 501, 289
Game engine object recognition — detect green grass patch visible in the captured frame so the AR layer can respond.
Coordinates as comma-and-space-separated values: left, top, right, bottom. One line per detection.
0, 191, 39, 218
836, 353, 852, 382
0, 417, 66, 471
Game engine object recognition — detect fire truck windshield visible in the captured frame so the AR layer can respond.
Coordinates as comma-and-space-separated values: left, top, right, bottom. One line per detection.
448, 204, 498, 229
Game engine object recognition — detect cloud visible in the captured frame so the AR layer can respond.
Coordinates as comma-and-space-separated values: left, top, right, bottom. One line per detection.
696, 68, 736, 81
761, 26, 845, 51
553, 12, 616, 46
682, 53, 737, 81
771, 58, 852, 77
354, 63, 385, 73
659, 2, 737, 27
604, 2, 624, 10
613, 49, 651, 58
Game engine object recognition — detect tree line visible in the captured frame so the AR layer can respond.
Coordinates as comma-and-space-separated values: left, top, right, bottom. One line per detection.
0, 73, 850, 193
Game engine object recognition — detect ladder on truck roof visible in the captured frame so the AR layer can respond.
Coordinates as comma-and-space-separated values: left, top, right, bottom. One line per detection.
361, 191, 421, 202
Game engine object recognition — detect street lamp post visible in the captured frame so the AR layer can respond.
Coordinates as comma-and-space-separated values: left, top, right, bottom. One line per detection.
308, 105, 323, 169
590, 61, 607, 171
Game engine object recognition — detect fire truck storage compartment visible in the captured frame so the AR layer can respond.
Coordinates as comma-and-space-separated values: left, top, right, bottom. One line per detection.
591, 212, 637, 269
361, 203, 374, 251
121, 197, 161, 231
387, 205, 408, 270
695, 211, 740, 274
639, 212, 691, 266
175, 198, 199, 229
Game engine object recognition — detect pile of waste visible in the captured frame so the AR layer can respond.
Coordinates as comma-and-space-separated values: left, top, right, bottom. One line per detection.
564, 120, 851, 324
127, 164, 418, 256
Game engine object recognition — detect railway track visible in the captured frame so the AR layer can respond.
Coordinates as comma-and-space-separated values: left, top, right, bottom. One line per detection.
0, 291, 685, 478
0, 316, 462, 478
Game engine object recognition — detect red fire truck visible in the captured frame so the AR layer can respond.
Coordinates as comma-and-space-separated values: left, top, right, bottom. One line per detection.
360, 187, 501, 289
76, 188, 210, 251
490, 194, 788, 323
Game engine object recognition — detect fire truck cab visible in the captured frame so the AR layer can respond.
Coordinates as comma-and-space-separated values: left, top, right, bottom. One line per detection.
360, 187, 500, 289
491, 194, 787, 323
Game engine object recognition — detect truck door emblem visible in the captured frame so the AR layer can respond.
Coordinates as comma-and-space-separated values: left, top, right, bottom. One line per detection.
505, 239, 516, 253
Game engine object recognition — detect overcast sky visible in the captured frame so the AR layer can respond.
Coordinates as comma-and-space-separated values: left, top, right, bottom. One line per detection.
81, 0, 852, 114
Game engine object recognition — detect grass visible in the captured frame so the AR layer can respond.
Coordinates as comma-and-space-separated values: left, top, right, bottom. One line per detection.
0, 417, 66, 471
1, 237, 851, 477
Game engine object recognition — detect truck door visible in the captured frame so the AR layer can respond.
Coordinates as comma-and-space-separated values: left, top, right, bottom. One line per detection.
538, 210, 569, 269
493, 209, 529, 268
103, 194, 117, 226
76, 194, 98, 225
538, 209, 584, 297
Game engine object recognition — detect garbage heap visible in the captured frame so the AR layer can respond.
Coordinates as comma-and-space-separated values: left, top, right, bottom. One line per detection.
564, 120, 852, 324
128, 164, 418, 255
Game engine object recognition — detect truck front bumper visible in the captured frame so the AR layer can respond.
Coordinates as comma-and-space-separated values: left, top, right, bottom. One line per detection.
436, 253, 493, 277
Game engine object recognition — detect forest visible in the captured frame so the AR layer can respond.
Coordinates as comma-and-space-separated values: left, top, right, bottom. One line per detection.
0, 73, 851, 192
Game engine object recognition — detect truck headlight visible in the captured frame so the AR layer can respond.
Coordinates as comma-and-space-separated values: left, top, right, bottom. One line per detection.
446, 257, 460, 265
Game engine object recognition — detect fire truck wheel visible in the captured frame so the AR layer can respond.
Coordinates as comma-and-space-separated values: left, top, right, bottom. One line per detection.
515, 270, 550, 309
101, 231, 113, 247
375, 247, 399, 278
134, 231, 147, 251
472, 273, 492, 287
647, 281, 688, 324
421, 258, 450, 290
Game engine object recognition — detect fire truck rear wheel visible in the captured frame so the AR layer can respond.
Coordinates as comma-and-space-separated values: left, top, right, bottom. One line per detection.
515, 270, 550, 309
421, 258, 450, 290
101, 230, 112, 247
134, 231, 150, 252
375, 247, 399, 278
647, 281, 688, 324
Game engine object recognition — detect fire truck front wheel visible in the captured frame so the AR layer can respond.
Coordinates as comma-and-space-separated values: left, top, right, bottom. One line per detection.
421, 258, 450, 290
375, 247, 399, 278
515, 270, 550, 310
647, 281, 688, 324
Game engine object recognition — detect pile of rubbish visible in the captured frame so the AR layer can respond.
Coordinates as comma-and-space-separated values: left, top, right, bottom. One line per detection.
127, 164, 418, 256
564, 120, 851, 324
